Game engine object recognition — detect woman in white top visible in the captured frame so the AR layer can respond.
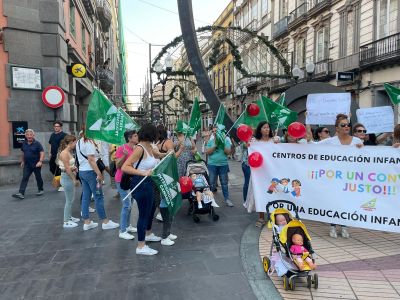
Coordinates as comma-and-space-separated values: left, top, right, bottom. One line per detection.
77, 130, 119, 231
122, 124, 161, 256
316, 114, 363, 238
57, 135, 80, 228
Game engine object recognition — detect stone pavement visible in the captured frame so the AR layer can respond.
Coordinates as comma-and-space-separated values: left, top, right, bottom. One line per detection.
259, 220, 400, 299
0, 159, 264, 300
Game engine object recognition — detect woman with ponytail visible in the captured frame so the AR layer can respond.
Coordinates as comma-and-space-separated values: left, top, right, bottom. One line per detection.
57, 135, 80, 228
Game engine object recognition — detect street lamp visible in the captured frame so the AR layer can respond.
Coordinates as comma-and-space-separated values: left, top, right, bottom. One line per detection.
236, 86, 248, 113
305, 60, 315, 81
153, 53, 173, 126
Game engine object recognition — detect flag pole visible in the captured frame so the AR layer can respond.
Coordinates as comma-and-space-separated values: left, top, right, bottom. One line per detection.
122, 152, 173, 201
226, 108, 246, 136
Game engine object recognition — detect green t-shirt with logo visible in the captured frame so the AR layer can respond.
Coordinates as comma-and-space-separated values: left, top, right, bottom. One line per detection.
206, 135, 231, 166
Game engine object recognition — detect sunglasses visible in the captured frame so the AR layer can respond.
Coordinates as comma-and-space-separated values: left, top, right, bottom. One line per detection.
339, 123, 351, 128
356, 129, 367, 133
322, 129, 330, 133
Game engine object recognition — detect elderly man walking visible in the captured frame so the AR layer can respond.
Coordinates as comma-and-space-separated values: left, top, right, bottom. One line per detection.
12, 129, 45, 199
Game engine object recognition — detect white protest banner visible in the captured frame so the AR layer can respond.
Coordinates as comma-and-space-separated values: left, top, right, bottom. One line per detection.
356, 106, 394, 134
249, 142, 400, 232
306, 93, 351, 125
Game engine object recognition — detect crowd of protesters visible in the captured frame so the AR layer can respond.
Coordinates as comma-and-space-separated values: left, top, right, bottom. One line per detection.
9, 114, 400, 255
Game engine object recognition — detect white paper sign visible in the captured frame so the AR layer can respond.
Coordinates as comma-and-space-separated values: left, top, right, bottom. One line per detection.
306, 93, 351, 125
356, 106, 394, 134
249, 142, 400, 233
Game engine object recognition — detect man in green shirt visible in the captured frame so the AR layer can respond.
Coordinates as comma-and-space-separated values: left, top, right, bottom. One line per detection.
205, 125, 233, 207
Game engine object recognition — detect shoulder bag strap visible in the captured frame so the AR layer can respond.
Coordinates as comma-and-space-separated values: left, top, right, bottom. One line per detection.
77, 140, 88, 160
134, 144, 145, 170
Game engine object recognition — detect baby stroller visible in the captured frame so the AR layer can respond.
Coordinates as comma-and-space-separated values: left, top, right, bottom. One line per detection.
185, 160, 219, 223
262, 200, 318, 291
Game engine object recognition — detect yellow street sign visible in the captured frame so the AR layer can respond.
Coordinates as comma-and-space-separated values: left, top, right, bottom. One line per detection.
71, 63, 86, 78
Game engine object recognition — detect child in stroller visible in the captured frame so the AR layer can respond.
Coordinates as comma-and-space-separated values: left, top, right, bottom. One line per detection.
185, 160, 219, 223
190, 173, 219, 209
263, 200, 318, 290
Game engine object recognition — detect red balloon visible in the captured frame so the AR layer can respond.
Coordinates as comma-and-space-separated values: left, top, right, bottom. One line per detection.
248, 152, 263, 168
287, 122, 306, 139
247, 103, 260, 117
179, 176, 193, 194
237, 124, 253, 142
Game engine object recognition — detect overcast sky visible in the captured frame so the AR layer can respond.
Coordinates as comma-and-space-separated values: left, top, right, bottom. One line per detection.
121, 0, 231, 107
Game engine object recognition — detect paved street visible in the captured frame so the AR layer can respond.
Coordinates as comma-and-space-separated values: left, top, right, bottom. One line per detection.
0, 160, 262, 300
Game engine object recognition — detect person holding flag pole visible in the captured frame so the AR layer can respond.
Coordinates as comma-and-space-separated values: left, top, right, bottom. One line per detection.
122, 124, 162, 256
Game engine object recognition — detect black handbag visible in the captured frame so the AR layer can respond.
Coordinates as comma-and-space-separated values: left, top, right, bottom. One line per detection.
120, 145, 144, 190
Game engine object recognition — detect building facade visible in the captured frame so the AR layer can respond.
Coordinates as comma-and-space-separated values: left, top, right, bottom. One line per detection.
0, 0, 126, 185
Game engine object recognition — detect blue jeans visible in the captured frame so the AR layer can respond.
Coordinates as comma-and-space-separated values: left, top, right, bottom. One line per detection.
131, 176, 155, 241
242, 162, 251, 203
207, 164, 230, 201
61, 173, 75, 222
116, 182, 133, 233
79, 170, 107, 221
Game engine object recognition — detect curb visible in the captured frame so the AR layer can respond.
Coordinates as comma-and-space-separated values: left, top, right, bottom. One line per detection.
240, 223, 282, 300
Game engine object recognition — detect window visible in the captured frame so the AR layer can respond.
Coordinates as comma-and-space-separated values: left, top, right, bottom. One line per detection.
70, 1, 76, 38
315, 26, 329, 62
243, 4, 249, 26
251, 0, 258, 21
261, 0, 268, 16
82, 25, 86, 54
280, 0, 288, 18
228, 62, 232, 92
295, 38, 306, 68
339, 5, 360, 57
376, 0, 398, 39
222, 65, 226, 91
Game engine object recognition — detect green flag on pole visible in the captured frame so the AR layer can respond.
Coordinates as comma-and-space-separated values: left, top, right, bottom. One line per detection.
277, 92, 286, 106
233, 98, 269, 129
85, 89, 138, 145
151, 153, 182, 216
120, 109, 141, 131
213, 105, 230, 148
384, 83, 400, 105
188, 97, 201, 136
261, 96, 297, 130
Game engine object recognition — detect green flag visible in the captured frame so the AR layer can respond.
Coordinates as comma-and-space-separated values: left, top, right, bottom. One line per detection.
384, 83, 400, 105
277, 92, 286, 106
188, 97, 201, 136
120, 109, 141, 131
261, 96, 297, 130
175, 120, 191, 135
234, 98, 269, 129
85, 89, 137, 145
212, 105, 229, 148
151, 154, 182, 216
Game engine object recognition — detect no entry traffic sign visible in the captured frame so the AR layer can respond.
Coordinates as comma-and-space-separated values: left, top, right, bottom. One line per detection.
42, 86, 65, 108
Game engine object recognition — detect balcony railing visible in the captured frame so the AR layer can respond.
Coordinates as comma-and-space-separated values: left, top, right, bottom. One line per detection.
330, 53, 359, 73
96, 0, 112, 32
308, 0, 331, 18
82, 0, 96, 16
273, 16, 290, 39
238, 19, 258, 44
289, 2, 308, 26
216, 86, 226, 96
97, 67, 115, 93
360, 32, 400, 68
314, 59, 331, 76
216, 45, 229, 63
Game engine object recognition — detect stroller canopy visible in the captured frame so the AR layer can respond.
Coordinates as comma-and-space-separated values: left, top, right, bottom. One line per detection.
267, 208, 294, 229
279, 220, 312, 245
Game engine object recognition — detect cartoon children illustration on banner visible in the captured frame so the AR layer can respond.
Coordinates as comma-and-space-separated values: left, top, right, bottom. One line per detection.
267, 177, 302, 198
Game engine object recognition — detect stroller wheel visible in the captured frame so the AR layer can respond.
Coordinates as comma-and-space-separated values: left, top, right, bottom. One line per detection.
313, 273, 318, 289
212, 214, 219, 221
307, 275, 312, 289
262, 257, 270, 273
283, 275, 288, 290
289, 278, 296, 291
193, 215, 200, 223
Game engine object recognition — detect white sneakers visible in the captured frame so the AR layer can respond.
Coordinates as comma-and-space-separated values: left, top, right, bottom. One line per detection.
330, 226, 350, 238
83, 221, 98, 231
63, 221, 78, 228
168, 234, 177, 240
58, 186, 64, 192
136, 245, 158, 256
126, 225, 137, 233
69, 216, 80, 223
341, 227, 350, 238
197, 202, 203, 209
119, 231, 135, 240
161, 238, 175, 246
145, 233, 162, 242
329, 226, 337, 238
102, 220, 119, 230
